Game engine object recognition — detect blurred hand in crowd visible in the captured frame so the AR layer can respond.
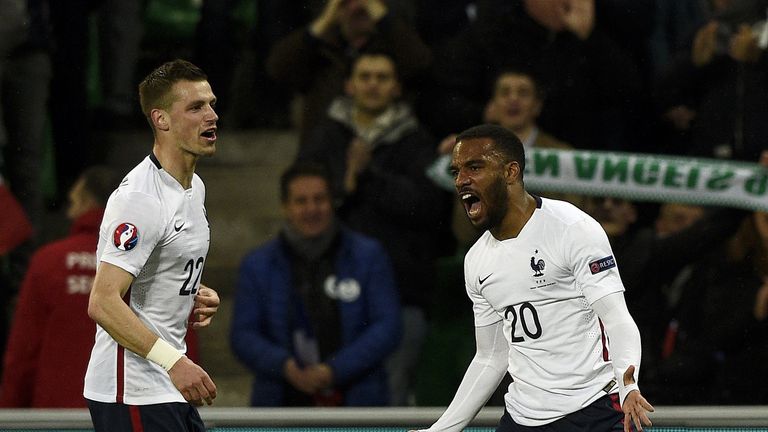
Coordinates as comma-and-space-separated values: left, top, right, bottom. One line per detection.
729, 24, 762, 63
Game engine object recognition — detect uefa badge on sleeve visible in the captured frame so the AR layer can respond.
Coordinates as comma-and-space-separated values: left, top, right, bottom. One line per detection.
114, 222, 139, 251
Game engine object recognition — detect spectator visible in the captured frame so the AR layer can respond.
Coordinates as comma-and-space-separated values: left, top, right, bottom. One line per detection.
194, 0, 312, 128
0, 0, 50, 233
0, 167, 120, 408
0, 165, 202, 408
267, 0, 432, 147
483, 69, 571, 150
298, 51, 448, 406
657, 210, 768, 404
580, 196, 747, 401
48, 0, 144, 199
656, 0, 768, 161
0, 175, 33, 258
0, 0, 51, 362
423, 0, 642, 151
427, 69, 576, 249
0, 174, 33, 373
92, 0, 144, 130
648, 0, 710, 79
231, 162, 401, 406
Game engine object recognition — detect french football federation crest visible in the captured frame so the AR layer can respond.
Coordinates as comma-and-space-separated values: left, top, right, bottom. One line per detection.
113, 223, 139, 251
530, 256, 545, 277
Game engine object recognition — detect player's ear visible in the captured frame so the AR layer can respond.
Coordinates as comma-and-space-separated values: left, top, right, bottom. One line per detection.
505, 161, 521, 185
151, 109, 170, 131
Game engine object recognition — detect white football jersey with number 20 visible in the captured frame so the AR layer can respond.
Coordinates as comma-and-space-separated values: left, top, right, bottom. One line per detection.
464, 196, 624, 426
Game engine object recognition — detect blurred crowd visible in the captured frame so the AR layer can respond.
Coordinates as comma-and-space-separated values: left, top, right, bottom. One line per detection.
2, 0, 768, 408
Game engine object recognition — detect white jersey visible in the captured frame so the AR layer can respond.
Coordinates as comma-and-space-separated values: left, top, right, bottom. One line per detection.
465, 196, 623, 426
84, 154, 210, 405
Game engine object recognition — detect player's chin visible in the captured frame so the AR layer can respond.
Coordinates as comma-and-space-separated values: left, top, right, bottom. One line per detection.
196, 142, 217, 157
467, 214, 489, 231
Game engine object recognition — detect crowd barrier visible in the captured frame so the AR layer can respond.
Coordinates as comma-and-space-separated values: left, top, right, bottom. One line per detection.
0, 406, 767, 431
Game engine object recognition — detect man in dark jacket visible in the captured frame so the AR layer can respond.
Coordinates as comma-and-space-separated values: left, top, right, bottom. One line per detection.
231, 162, 401, 406
423, 0, 642, 151
298, 51, 449, 405
266, 0, 432, 147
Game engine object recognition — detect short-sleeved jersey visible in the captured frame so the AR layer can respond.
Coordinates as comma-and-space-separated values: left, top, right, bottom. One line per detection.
464, 196, 623, 426
84, 154, 210, 405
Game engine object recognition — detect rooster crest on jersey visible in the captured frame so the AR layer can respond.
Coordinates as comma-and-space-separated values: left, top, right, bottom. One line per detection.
113, 223, 139, 251
530, 256, 545, 277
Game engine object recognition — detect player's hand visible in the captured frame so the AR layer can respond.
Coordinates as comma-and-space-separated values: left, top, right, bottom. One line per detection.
622, 365, 654, 432
191, 285, 220, 329
169, 356, 217, 406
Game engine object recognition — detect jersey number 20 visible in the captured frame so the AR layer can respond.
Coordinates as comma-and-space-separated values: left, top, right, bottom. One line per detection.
504, 302, 542, 342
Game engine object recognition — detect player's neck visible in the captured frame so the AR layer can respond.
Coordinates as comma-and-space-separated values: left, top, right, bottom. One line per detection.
492, 192, 536, 240
152, 144, 197, 189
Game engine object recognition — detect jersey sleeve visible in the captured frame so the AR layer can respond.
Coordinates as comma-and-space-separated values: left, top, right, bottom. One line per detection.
465, 251, 501, 327
99, 190, 165, 276
565, 217, 626, 305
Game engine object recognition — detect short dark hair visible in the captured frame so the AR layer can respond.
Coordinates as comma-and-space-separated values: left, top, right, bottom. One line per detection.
279, 161, 334, 203
80, 165, 121, 207
138, 59, 208, 121
347, 49, 400, 80
455, 124, 526, 177
491, 67, 545, 101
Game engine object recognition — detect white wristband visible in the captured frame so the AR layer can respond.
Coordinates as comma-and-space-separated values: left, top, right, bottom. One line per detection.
146, 338, 183, 371
619, 383, 640, 407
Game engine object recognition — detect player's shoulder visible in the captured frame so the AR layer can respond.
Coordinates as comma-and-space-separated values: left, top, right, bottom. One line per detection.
538, 196, 593, 227
465, 230, 497, 264
115, 156, 162, 196
104, 157, 169, 214
192, 172, 205, 191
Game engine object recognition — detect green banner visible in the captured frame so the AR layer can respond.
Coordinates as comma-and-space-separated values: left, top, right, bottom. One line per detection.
525, 149, 768, 211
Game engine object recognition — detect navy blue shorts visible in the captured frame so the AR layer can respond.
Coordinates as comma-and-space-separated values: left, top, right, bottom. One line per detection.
87, 400, 206, 432
496, 394, 628, 432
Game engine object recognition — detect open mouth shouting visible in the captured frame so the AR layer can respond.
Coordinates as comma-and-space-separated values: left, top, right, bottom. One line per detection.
200, 127, 217, 142
461, 190, 483, 221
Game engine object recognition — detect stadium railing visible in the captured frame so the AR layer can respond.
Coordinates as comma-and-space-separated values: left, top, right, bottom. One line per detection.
0, 406, 767, 431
